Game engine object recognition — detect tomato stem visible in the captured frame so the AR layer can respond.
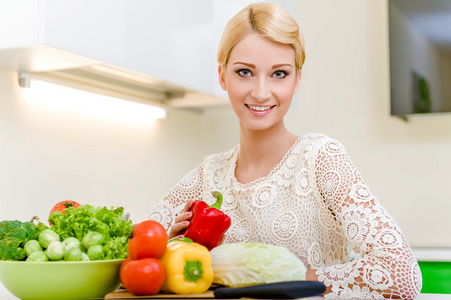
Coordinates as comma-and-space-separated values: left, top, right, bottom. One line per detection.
63, 201, 76, 208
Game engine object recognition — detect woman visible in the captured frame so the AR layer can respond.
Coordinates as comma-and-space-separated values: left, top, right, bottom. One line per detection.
145, 3, 422, 298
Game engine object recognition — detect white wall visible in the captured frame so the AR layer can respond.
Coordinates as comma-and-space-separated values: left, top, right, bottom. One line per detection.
0, 69, 239, 224
1, 0, 450, 248
289, 0, 451, 247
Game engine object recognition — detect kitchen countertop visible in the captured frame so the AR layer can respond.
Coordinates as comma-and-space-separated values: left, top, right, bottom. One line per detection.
103, 295, 450, 300
105, 297, 451, 300
413, 248, 451, 262
1, 283, 451, 300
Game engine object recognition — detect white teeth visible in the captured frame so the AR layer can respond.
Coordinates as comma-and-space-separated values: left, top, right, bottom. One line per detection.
247, 105, 272, 111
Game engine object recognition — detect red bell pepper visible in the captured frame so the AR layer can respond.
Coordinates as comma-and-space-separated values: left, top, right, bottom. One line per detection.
184, 191, 231, 250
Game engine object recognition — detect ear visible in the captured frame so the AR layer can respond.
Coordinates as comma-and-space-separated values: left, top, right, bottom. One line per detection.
218, 65, 227, 91
293, 70, 302, 94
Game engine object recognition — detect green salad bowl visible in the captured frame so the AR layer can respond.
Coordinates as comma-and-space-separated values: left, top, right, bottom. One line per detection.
0, 259, 123, 300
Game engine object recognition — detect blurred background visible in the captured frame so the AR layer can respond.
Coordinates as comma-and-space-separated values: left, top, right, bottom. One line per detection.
0, 0, 450, 252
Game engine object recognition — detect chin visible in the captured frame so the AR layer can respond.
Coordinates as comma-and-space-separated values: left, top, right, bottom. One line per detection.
242, 119, 281, 132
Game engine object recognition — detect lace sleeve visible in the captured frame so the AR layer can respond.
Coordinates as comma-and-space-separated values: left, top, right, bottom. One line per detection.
144, 164, 204, 232
314, 139, 422, 299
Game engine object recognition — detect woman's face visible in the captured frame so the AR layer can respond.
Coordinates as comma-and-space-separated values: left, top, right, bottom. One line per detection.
218, 32, 301, 132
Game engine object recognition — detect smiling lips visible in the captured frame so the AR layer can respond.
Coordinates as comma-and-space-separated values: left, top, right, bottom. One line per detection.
245, 104, 276, 116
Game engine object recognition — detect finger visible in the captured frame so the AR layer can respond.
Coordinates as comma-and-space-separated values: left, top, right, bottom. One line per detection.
168, 234, 186, 241
174, 211, 193, 223
184, 200, 194, 212
218, 233, 226, 245
168, 220, 190, 239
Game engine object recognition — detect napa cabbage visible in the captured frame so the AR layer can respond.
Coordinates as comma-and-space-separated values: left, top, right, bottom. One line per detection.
209, 242, 307, 287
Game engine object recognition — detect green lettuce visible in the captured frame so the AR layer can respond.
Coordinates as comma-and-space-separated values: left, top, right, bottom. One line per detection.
210, 242, 307, 287
48, 204, 133, 260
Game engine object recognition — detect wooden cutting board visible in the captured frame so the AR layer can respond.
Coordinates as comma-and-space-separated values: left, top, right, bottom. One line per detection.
105, 288, 215, 299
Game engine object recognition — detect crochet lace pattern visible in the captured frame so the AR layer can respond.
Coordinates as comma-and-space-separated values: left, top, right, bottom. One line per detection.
145, 133, 422, 299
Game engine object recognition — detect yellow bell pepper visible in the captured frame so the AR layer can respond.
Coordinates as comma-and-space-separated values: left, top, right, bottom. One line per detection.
160, 241, 214, 294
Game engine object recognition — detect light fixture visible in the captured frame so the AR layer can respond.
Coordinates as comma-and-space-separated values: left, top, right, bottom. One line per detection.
17, 64, 194, 120
20, 78, 168, 123
17, 63, 230, 115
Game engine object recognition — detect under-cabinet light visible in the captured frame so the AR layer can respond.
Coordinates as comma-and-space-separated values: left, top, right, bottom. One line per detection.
19, 78, 167, 122
18, 70, 167, 120
89, 65, 163, 86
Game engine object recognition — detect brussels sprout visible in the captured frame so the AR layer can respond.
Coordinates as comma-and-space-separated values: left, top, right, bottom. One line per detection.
39, 229, 59, 248
46, 241, 64, 261
26, 250, 48, 262
62, 237, 80, 248
62, 237, 81, 253
64, 247, 83, 261
81, 252, 90, 261
87, 244, 104, 260
65, 242, 79, 253
24, 240, 42, 256
82, 231, 103, 249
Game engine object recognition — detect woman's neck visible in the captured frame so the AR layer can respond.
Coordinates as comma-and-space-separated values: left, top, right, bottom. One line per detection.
235, 123, 298, 184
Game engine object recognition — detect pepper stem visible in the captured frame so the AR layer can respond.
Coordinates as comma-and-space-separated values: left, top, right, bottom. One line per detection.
209, 191, 223, 210
184, 260, 204, 283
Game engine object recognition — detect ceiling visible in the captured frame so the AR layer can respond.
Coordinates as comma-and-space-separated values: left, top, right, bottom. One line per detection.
391, 0, 451, 50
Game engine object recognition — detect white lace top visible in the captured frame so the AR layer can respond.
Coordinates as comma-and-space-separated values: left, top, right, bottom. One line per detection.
145, 133, 422, 299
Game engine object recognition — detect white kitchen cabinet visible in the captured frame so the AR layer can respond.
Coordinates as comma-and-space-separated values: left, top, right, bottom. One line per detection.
0, 0, 295, 106
0, 1, 224, 101
42, 1, 220, 97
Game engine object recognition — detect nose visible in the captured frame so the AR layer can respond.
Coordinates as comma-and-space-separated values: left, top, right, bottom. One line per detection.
250, 77, 271, 102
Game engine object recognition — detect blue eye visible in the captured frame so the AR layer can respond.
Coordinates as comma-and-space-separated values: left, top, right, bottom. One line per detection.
273, 71, 288, 79
237, 69, 252, 77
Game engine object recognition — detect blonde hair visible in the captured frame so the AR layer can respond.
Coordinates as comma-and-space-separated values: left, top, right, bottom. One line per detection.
217, 2, 305, 72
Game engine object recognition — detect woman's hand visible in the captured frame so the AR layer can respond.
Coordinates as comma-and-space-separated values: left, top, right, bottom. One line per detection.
168, 200, 193, 239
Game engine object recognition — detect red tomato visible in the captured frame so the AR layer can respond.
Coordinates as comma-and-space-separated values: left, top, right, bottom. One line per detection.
119, 257, 166, 296
48, 200, 81, 225
50, 200, 81, 216
128, 220, 168, 260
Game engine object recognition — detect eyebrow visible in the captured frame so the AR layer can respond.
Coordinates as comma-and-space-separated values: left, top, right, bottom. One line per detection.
233, 62, 256, 68
232, 62, 293, 69
273, 63, 293, 69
